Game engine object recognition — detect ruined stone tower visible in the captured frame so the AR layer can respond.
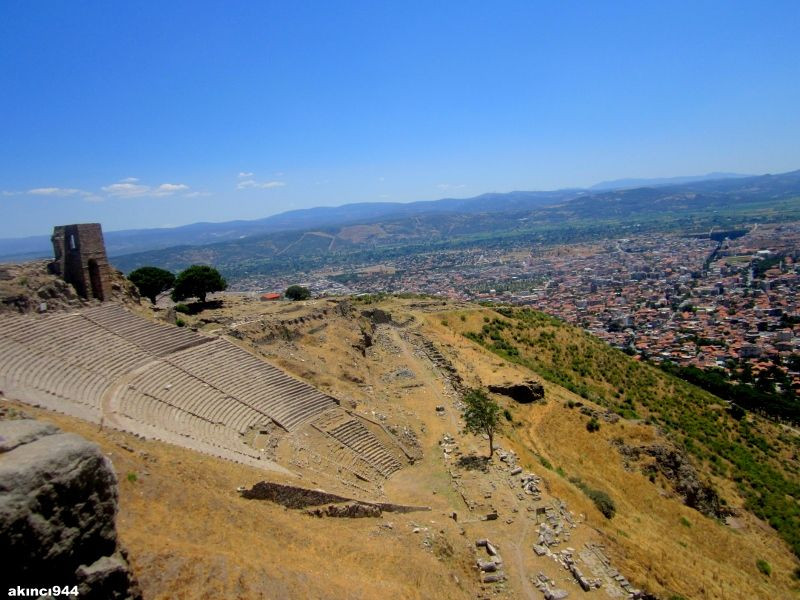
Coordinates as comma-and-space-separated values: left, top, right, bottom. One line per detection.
50, 223, 112, 301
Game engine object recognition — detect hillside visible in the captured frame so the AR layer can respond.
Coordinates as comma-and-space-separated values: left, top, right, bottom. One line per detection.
109, 170, 800, 279
450, 306, 800, 557
3, 294, 797, 599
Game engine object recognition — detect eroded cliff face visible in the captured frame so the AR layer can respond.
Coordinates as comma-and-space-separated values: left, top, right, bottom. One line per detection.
0, 418, 141, 600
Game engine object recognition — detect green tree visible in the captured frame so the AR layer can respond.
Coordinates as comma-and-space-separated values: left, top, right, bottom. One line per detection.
171, 265, 227, 303
285, 285, 311, 301
128, 266, 175, 304
462, 388, 502, 457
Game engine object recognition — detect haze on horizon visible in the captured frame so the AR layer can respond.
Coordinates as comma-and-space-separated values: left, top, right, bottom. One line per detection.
1, 1, 799, 238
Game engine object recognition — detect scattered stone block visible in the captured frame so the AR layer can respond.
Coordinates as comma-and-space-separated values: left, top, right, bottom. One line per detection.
476, 560, 497, 572
481, 572, 505, 584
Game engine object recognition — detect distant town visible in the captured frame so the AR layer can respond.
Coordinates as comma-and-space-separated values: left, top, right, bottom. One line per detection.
231, 222, 800, 388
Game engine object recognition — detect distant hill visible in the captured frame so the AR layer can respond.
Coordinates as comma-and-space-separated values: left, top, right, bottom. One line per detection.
590, 172, 752, 190
3, 169, 798, 265
0, 189, 582, 262
109, 169, 800, 278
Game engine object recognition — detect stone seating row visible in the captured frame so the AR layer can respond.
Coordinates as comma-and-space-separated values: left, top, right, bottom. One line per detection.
328, 419, 403, 476
0, 336, 108, 410
81, 304, 210, 356
169, 340, 337, 431
125, 361, 271, 434
116, 384, 262, 459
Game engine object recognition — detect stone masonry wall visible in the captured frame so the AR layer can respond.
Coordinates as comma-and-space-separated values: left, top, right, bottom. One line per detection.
50, 223, 113, 301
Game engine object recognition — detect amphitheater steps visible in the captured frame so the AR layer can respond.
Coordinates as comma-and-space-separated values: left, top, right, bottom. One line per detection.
1, 303, 408, 479
327, 419, 403, 477
81, 304, 212, 356
168, 340, 338, 431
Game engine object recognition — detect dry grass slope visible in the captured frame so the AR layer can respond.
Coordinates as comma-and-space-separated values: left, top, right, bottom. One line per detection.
3, 294, 799, 599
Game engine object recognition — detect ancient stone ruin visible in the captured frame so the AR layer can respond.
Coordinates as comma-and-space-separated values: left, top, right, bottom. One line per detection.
0, 303, 407, 485
49, 223, 112, 301
239, 481, 430, 517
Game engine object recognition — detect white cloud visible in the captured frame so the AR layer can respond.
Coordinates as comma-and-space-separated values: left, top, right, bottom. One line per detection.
2, 190, 20, 196
153, 183, 189, 195
121, 177, 139, 183
237, 179, 286, 190
436, 183, 467, 191
183, 191, 212, 198
102, 180, 191, 198
28, 187, 84, 196
238, 171, 254, 178
102, 182, 150, 197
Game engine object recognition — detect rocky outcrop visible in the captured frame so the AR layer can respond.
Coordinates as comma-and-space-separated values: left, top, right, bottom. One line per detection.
361, 308, 394, 325
612, 439, 726, 519
488, 380, 545, 404
0, 260, 140, 315
0, 419, 141, 599
643, 445, 726, 518
305, 502, 383, 518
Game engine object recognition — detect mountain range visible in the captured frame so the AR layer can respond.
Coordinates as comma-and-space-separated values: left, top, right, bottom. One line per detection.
1, 170, 797, 268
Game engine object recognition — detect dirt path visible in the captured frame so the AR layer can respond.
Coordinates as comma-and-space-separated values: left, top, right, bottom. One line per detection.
509, 512, 538, 600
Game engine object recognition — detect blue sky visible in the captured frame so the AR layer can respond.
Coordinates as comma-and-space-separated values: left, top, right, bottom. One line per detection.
1, 1, 799, 238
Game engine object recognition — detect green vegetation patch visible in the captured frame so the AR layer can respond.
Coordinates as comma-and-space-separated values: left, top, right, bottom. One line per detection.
569, 476, 616, 519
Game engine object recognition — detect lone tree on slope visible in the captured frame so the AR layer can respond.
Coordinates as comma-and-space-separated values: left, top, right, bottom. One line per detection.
128, 266, 175, 304
285, 285, 311, 301
462, 388, 502, 458
171, 265, 227, 303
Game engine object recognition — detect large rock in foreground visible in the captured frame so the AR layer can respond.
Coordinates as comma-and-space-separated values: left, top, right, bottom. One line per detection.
0, 419, 141, 599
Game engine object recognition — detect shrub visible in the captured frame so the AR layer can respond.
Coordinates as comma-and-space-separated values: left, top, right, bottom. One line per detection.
176, 317, 186, 327
174, 303, 190, 314
756, 559, 771, 577
588, 489, 616, 518
586, 417, 601, 432
569, 476, 616, 519
127, 472, 137, 483
503, 408, 513, 422
538, 456, 553, 470
285, 285, 310, 301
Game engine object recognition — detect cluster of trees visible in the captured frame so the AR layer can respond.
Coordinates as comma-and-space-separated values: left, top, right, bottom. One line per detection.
129, 266, 312, 304
128, 265, 227, 304
659, 361, 800, 425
